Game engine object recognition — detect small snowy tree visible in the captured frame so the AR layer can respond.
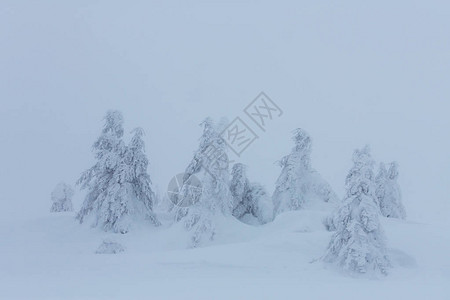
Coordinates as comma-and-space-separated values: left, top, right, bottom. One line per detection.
273, 129, 338, 216
244, 183, 273, 224
77, 111, 159, 233
230, 163, 250, 215
230, 163, 273, 224
95, 240, 125, 254
174, 118, 233, 247
322, 146, 390, 276
50, 182, 74, 212
376, 162, 406, 219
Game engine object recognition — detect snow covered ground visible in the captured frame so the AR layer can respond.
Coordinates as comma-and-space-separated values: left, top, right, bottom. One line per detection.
1, 210, 449, 300
1, 1, 450, 299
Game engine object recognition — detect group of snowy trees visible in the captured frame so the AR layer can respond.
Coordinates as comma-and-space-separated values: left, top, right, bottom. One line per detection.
51, 110, 406, 275
172, 118, 233, 246
69, 111, 159, 233
268, 129, 403, 276
323, 146, 390, 276
322, 146, 405, 276
170, 118, 271, 246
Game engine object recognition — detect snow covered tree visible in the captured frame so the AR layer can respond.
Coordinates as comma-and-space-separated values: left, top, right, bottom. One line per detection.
77, 110, 126, 232
173, 117, 217, 221
95, 239, 125, 254
244, 183, 273, 224
376, 162, 406, 219
230, 163, 273, 224
230, 163, 250, 214
273, 129, 338, 216
77, 111, 159, 233
174, 118, 233, 247
322, 146, 390, 276
50, 182, 74, 212
125, 127, 160, 225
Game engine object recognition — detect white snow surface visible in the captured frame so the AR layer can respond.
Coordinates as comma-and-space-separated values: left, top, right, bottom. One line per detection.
1, 1, 450, 299
1, 210, 449, 300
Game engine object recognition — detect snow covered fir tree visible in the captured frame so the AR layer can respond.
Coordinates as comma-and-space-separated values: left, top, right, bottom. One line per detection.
272, 128, 338, 216
376, 162, 406, 219
322, 146, 391, 276
50, 182, 74, 212
125, 127, 160, 225
229, 163, 249, 215
173, 117, 233, 247
76, 110, 159, 233
230, 163, 273, 224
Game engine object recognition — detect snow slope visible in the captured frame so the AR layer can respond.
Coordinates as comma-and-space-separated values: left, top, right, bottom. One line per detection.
1, 210, 448, 300
1, 1, 449, 299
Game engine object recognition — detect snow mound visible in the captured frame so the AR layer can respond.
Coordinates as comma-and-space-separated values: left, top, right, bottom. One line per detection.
1, 211, 449, 299
269, 210, 329, 233
95, 240, 125, 254
388, 248, 417, 268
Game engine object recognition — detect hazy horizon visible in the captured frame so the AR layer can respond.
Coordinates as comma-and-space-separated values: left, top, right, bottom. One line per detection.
1, 0, 449, 224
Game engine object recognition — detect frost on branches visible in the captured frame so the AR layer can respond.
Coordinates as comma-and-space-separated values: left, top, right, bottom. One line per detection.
272, 129, 338, 216
76, 111, 159, 233
376, 162, 406, 219
50, 182, 74, 212
230, 163, 273, 224
323, 146, 391, 276
174, 118, 233, 247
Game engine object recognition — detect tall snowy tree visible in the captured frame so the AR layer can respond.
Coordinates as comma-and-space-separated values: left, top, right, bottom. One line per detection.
322, 146, 391, 276
50, 182, 74, 212
376, 162, 406, 219
272, 128, 338, 216
174, 118, 233, 247
230, 163, 273, 224
77, 111, 159, 233
125, 127, 160, 225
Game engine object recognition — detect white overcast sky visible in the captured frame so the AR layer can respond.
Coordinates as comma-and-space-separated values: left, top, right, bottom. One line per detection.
1, 1, 449, 223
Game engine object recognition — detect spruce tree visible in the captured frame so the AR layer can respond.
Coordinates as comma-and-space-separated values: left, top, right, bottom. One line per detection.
323, 146, 390, 276
230, 163, 250, 216
273, 129, 338, 216
126, 127, 160, 225
77, 111, 159, 233
230, 163, 273, 224
376, 162, 406, 219
174, 118, 232, 247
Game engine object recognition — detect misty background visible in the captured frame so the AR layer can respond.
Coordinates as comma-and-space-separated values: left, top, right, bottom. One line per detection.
1, 0, 449, 224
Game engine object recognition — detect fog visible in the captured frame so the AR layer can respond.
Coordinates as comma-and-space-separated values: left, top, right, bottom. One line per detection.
1, 0, 449, 223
